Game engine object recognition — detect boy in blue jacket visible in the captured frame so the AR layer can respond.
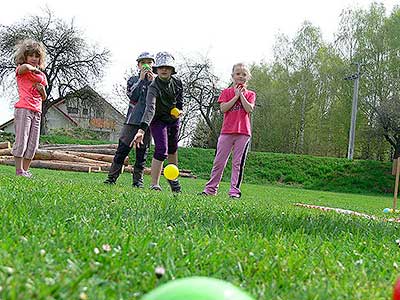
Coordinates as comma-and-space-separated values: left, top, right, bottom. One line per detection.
104, 52, 155, 187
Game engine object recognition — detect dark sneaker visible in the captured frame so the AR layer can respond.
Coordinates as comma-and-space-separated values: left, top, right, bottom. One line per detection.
104, 178, 116, 185
197, 192, 210, 196
150, 184, 162, 191
168, 179, 182, 193
132, 181, 144, 188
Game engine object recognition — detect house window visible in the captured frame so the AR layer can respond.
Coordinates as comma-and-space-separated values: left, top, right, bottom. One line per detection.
67, 107, 78, 114
82, 108, 88, 115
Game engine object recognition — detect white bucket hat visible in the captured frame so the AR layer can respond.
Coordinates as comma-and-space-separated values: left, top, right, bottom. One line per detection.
136, 52, 155, 62
153, 52, 176, 74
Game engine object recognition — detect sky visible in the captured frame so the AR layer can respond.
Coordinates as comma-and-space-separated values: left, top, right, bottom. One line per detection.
0, 0, 398, 124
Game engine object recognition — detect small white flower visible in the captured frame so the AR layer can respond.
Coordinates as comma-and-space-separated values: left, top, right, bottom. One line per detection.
337, 261, 345, 270
394, 262, 399, 269
3, 266, 14, 275
40, 249, 46, 256
355, 259, 363, 266
102, 244, 111, 252
44, 277, 55, 285
94, 248, 100, 254
79, 292, 88, 300
155, 266, 165, 278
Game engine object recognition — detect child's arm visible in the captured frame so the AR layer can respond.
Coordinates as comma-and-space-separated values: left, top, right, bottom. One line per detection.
131, 86, 157, 148
34, 83, 47, 101
220, 87, 241, 113
239, 92, 255, 113
18, 64, 41, 75
127, 75, 151, 104
220, 96, 238, 113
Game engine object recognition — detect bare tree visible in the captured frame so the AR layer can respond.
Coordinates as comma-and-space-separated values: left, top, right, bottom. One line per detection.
178, 55, 221, 145
0, 8, 110, 133
368, 95, 400, 158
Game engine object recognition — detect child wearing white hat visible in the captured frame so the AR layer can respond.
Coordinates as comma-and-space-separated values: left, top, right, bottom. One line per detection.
132, 52, 183, 193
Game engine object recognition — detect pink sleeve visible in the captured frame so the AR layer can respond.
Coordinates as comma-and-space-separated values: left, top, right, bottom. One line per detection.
26, 71, 45, 83
247, 91, 256, 104
217, 89, 228, 103
41, 73, 48, 86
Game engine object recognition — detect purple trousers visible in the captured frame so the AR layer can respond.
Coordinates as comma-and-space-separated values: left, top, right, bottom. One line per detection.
150, 119, 180, 161
204, 133, 250, 197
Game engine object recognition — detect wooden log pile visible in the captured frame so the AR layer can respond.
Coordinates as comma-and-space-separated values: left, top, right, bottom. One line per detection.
0, 141, 197, 178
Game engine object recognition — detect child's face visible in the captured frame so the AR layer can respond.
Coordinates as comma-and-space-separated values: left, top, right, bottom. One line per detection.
26, 53, 40, 67
232, 67, 249, 85
138, 59, 154, 71
157, 66, 173, 80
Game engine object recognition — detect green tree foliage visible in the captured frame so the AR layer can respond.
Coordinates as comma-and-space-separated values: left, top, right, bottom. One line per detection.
248, 3, 400, 160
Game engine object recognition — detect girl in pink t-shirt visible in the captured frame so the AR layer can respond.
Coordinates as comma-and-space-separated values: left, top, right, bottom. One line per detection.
12, 39, 47, 178
201, 63, 256, 198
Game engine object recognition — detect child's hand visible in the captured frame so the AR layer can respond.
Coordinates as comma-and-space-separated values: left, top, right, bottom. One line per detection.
146, 70, 155, 81
33, 82, 47, 100
25, 64, 41, 73
32, 67, 41, 74
34, 82, 45, 93
139, 69, 147, 80
234, 86, 242, 97
130, 130, 145, 148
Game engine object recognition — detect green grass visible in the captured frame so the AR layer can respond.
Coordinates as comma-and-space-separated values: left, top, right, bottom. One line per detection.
177, 147, 395, 195
2, 133, 394, 194
0, 164, 399, 299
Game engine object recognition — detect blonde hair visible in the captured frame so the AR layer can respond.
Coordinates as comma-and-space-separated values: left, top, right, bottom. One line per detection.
231, 62, 252, 80
14, 39, 46, 69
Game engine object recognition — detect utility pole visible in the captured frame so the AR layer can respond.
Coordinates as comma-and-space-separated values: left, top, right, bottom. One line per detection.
344, 62, 361, 160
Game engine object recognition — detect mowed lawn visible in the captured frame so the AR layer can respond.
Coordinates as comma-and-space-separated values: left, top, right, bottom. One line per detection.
0, 164, 399, 300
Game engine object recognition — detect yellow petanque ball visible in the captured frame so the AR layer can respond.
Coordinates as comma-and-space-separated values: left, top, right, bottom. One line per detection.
164, 164, 179, 180
170, 107, 180, 118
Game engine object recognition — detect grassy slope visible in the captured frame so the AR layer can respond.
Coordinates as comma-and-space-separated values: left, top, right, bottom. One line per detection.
37, 135, 395, 194
177, 147, 394, 195
0, 165, 399, 299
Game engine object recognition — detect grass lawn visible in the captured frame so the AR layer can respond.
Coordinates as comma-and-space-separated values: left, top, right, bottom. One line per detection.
0, 164, 399, 299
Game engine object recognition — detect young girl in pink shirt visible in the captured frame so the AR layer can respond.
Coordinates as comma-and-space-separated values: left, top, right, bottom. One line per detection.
201, 63, 256, 198
12, 39, 47, 178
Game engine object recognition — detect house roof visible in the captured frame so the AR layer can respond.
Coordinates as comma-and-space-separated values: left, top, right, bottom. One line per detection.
0, 118, 14, 130
0, 86, 124, 129
80, 85, 125, 118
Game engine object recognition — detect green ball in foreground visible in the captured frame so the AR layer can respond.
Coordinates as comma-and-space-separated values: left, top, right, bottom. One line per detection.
142, 276, 254, 300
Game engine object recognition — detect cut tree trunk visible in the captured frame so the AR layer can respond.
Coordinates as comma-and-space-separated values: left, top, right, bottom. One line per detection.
34, 149, 104, 164
63, 150, 127, 165
0, 142, 11, 149
0, 149, 12, 156
40, 144, 118, 150
0, 158, 103, 173
54, 148, 116, 155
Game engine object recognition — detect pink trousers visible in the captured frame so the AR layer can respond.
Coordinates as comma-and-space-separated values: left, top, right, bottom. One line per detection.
204, 134, 250, 197
12, 108, 41, 159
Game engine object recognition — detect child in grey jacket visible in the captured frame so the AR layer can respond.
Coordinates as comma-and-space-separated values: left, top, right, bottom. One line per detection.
104, 52, 155, 187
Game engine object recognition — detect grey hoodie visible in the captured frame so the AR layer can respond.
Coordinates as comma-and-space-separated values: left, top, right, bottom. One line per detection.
125, 75, 153, 125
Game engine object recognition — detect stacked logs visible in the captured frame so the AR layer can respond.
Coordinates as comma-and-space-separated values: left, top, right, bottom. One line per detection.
0, 141, 196, 178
